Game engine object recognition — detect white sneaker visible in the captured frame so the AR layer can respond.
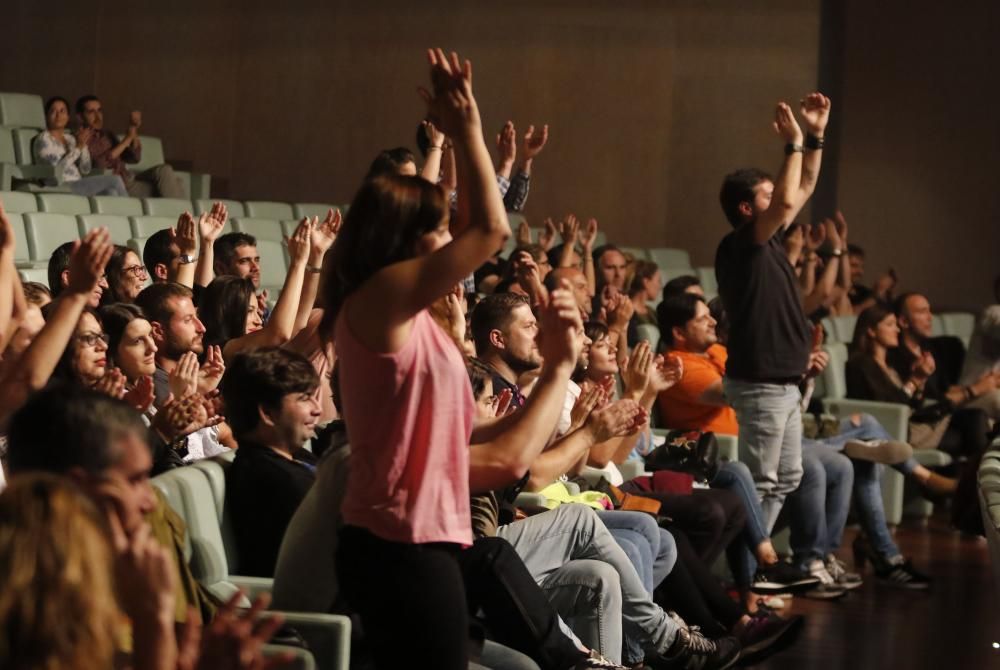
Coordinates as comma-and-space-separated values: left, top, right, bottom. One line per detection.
825, 553, 863, 590
803, 559, 848, 600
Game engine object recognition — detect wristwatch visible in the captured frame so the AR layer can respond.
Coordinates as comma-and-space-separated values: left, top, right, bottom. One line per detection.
178, 254, 197, 265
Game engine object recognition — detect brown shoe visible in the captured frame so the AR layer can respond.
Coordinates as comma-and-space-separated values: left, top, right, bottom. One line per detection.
920, 471, 958, 497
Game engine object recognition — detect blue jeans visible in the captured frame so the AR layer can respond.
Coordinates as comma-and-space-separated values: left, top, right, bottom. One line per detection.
805, 414, 918, 476
723, 379, 804, 532
711, 460, 770, 588
68, 173, 128, 197
785, 446, 854, 568
597, 510, 678, 664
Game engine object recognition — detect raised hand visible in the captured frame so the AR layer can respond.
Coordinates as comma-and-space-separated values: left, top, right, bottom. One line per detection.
559, 214, 580, 246
536, 280, 584, 369
522, 124, 549, 160
285, 216, 313, 265
93, 366, 127, 399
422, 119, 446, 149
581, 218, 599, 251
123, 374, 155, 413
621, 340, 653, 395
607, 290, 635, 332
516, 220, 532, 246
496, 121, 517, 165
649, 354, 684, 393
492, 387, 514, 418
587, 398, 644, 442
172, 212, 198, 255
169, 351, 200, 399
804, 222, 826, 252
67, 227, 114, 296
199, 202, 228, 244
418, 49, 480, 142
833, 210, 848, 244
822, 217, 842, 248
198, 345, 226, 394
311, 209, 342, 262
513, 252, 546, 303
799, 92, 831, 136
538, 218, 558, 251
773, 102, 804, 145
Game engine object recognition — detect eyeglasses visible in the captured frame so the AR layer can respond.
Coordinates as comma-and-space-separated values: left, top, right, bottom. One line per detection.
76, 331, 109, 348
123, 264, 148, 279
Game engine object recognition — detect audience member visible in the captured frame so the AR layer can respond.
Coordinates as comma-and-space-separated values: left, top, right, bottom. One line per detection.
33, 96, 127, 196
223, 348, 320, 577
961, 304, 1000, 388
472, 292, 541, 410
21, 281, 51, 307
661, 274, 703, 302
846, 243, 896, 314
75, 95, 184, 198
133, 282, 205, 406
627, 259, 661, 346
48, 240, 108, 307
144, 204, 228, 291
715, 92, 831, 531
100, 245, 149, 305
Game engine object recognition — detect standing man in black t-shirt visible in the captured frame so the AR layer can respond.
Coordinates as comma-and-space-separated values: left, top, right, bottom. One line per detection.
715, 93, 831, 531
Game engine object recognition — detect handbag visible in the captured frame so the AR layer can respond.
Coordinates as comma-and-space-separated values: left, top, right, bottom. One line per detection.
643, 430, 720, 483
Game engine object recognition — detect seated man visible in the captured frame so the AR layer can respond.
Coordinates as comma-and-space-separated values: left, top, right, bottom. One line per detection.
75, 95, 184, 198
48, 241, 108, 308
657, 293, 931, 590
845, 243, 895, 315
223, 347, 320, 578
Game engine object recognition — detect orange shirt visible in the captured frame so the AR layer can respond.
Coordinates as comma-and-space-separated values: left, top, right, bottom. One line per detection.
657, 344, 739, 435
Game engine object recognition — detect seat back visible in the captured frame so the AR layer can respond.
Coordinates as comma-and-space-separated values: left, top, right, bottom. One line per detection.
0, 128, 15, 164
0, 190, 38, 213
18, 266, 49, 286
78, 214, 133, 245
830, 315, 858, 344
195, 199, 246, 218
6, 212, 31, 262
90, 195, 144, 216
636, 323, 661, 352
695, 266, 718, 297
0, 92, 45, 128
165, 467, 231, 585
142, 197, 191, 217
11, 127, 40, 165
130, 215, 179, 238
24, 212, 79, 261
619, 246, 649, 261
232, 217, 286, 243
815, 342, 849, 400
37, 192, 91, 215
129, 135, 166, 173
257, 239, 290, 290
648, 247, 692, 272
191, 458, 242, 573
941, 312, 976, 348
245, 201, 294, 220
293, 202, 337, 219
978, 445, 1000, 602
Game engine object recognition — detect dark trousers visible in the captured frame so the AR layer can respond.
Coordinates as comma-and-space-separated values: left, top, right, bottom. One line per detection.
337, 525, 470, 670
459, 536, 587, 670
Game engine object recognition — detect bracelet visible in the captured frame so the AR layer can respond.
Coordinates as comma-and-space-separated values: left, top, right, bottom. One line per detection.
785, 143, 804, 155
804, 134, 825, 150
830, 248, 843, 257
306, 265, 323, 274
427, 146, 443, 153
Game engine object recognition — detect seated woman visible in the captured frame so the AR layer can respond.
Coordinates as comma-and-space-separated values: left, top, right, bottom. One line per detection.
626, 260, 661, 347
100, 245, 149, 305
33, 96, 127, 197
46, 305, 109, 388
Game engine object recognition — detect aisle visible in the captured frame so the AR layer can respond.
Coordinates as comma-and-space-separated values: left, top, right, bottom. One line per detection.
754, 516, 998, 669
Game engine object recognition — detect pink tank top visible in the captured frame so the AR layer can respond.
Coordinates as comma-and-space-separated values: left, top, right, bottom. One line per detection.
335, 306, 474, 546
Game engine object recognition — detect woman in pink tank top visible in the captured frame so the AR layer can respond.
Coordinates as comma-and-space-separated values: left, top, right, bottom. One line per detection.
319, 49, 511, 670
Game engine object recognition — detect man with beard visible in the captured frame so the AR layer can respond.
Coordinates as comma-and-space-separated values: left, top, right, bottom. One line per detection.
471, 293, 542, 411
134, 282, 207, 408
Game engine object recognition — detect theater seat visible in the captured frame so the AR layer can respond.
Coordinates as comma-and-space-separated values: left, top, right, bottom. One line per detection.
152, 460, 351, 670
978, 441, 1000, 601
37, 192, 91, 215
245, 201, 294, 220
78, 214, 133, 245
293, 203, 337, 220
142, 197, 192, 217
90, 196, 144, 216
194, 199, 245, 218
6, 212, 31, 263
232, 217, 286, 243
636, 323, 660, 352
0, 92, 45, 128
11, 127, 40, 165
941, 312, 976, 349
0, 129, 55, 190
0, 190, 38, 213
18, 266, 48, 286
23, 212, 80, 261
619, 246, 649, 261
256, 239, 290, 290
648, 247, 692, 274
695, 266, 718, 298
130, 215, 180, 238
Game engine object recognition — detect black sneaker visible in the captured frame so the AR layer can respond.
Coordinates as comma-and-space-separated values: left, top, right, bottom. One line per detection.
648, 616, 741, 670
752, 561, 820, 594
736, 605, 804, 661
875, 558, 932, 590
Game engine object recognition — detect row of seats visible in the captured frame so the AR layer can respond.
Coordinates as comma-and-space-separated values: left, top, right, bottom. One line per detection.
152, 453, 350, 669
820, 312, 976, 348
977, 438, 1000, 602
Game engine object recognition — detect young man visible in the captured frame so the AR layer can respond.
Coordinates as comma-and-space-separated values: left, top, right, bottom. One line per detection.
214, 232, 261, 288
470, 292, 542, 411
75, 95, 184, 198
47, 241, 108, 307
715, 93, 831, 531
223, 348, 321, 578
134, 282, 206, 407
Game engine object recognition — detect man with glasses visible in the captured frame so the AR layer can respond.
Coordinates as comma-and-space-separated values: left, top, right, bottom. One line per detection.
74, 95, 185, 198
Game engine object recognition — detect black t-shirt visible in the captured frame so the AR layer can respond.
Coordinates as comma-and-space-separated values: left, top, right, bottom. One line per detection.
848, 282, 874, 306
227, 443, 317, 577
716, 225, 811, 381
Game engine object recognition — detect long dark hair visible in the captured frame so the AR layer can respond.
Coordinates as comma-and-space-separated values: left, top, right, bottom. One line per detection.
44, 304, 102, 384
851, 304, 894, 356
199, 275, 255, 349
320, 174, 448, 333
100, 245, 135, 306
99, 303, 147, 372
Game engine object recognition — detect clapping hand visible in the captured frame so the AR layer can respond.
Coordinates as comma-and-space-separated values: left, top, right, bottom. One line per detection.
418, 49, 480, 142
649, 354, 683, 393
123, 374, 155, 413
93, 366, 127, 399
522, 124, 549, 160
285, 217, 313, 264
587, 399, 646, 441
622, 340, 654, 396
76, 126, 93, 148
773, 102, 804, 145
169, 351, 200, 399
310, 208, 342, 264
496, 120, 517, 166
422, 119, 446, 149
177, 591, 292, 670
580, 218, 599, 252
804, 222, 826, 252
172, 212, 198, 255
198, 345, 226, 394
559, 214, 580, 246
67, 227, 114, 296
536, 280, 585, 370
516, 220, 532, 246
199, 202, 228, 244
800, 92, 831, 137
538, 218, 558, 251
569, 382, 607, 434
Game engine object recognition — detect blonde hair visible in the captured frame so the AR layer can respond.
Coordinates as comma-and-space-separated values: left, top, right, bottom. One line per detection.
0, 474, 118, 670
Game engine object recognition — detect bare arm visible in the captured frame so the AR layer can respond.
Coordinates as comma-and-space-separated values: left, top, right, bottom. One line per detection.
169, 213, 198, 288
195, 203, 228, 288
580, 218, 598, 295
494, 121, 516, 180
296, 210, 340, 332
419, 120, 446, 183
223, 220, 312, 359
794, 94, 831, 206
802, 255, 839, 315
0, 202, 18, 352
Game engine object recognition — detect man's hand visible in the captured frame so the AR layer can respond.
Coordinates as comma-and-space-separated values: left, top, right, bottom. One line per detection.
538, 218, 558, 251
198, 345, 226, 394
172, 212, 198, 255
522, 124, 549, 160
607, 291, 634, 332
806, 349, 830, 378
833, 210, 848, 244
804, 222, 826, 252
285, 217, 313, 265
799, 92, 831, 137
496, 120, 517, 168
422, 119, 446, 149
199, 202, 228, 244
513, 252, 546, 304
559, 214, 580, 247
66, 227, 114, 296
169, 351, 200, 399
773, 102, 804, 145
310, 208, 342, 264
648, 354, 683, 393
418, 49, 481, 142
580, 218, 598, 252
874, 271, 896, 298
129, 110, 143, 130
823, 217, 842, 250
515, 220, 532, 246
536, 281, 584, 369
912, 351, 936, 381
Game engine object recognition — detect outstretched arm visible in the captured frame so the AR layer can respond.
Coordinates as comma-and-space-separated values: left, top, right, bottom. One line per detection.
420, 121, 446, 183
752, 103, 805, 244
195, 202, 228, 288
795, 93, 832, 206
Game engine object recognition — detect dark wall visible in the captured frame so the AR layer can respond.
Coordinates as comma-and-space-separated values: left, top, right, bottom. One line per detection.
0, 0, 821, 261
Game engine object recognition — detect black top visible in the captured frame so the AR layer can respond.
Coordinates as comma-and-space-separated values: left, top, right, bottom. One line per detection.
488, 365, 526, 412
886, 336, 966, 401
227, 442, 317, 577
848, 282, 874, 306
716, 225, 811, 381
